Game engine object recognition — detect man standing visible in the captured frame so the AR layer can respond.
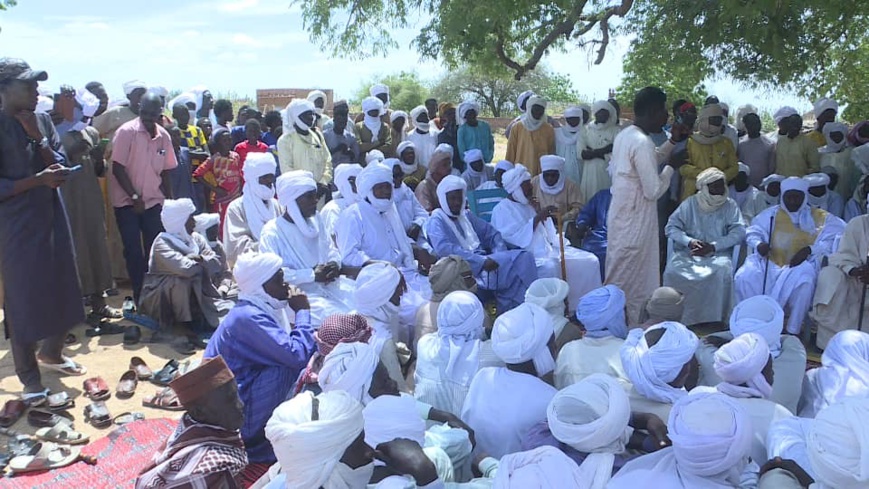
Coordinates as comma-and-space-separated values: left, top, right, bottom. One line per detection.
323, 100, 360, 167
737, 110, 776, 187
774, 107, 820, 177
606, 87, 678, 323
808, 97, 839, 148
111, 93, 178, 303
277, 99, 332, 197
505, 95, 555, 176
407, 105, 439, 169
0, 58, 86, 399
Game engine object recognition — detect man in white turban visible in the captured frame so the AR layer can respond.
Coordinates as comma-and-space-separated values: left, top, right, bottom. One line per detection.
819, 122, 855, 199
461, 303, 557, 458
807, 97, 839, 148
524, 278, 581, 352
426, 175, 538, 312
492, 164, 601, 300
798, 330, 869, 418
531, 154, 583, 226
735, 176, 845, 336
556, 285, 631, 389
277, 99, 332, 190
319, 341, 380, 403
305, 89, 332, 130
805, 171, 844, 218
663, 167, 746, 325
356, 96, 392, 160
696, 295, 807, 413
729, 162, 762, 222
579, 100, 620, 201
139, 198, 222, 349
396, 141, 427, 188
204, 251, 316, 465
619, 321, 699, 421
760, 398, 869, 489
320, 163, 362, 243
259, 171, 355, 327
460, 148, 493, 190
505, 95, 555, 176
386, 157, 430, 249
774, 107, 821, 176
608, 392, 756, 488
457, 100, 494, 171
555, 106, 584, 185
407, 105, 439, 170
492, 446, 585, 488
746, 173, 785, 221
223, 152, 280, 268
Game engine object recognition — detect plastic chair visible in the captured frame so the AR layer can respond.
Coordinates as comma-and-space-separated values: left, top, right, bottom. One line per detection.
467, 188, 508, 222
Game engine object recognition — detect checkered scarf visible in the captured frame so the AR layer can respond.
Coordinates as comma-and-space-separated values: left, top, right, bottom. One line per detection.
295, 314, 373, 394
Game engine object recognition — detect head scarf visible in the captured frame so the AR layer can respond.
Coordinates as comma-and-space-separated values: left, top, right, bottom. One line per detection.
493, 446, 584, 489
168, 92, 197, 124
193, 213, 219, 238
495, 160, 514, 173
76, 88, 101, 119
502, 164, 532, 204
276, 171, 319, 239
780, 176, 815, 233
319, 341, 380, 404
516, 90, 534, 111
813, 330, 869, 409
396, 141, 417, 174
729, 295, 784, 358
265, 390, 365, 489
241, 152, 279, 240
410, 105, 430, 132
576, 285, 628, 340
813, 97, 839, 119
853, 144, 869, 176
525, 278, 570, 337
773, 106, 798, 124
848, 120, 869, 146
761, 173, 786, 206
390, 110, 407, 127
556, 107, 583, 148
538, 155, 566, 195
735, 105, 758, 132
287, 99, 315, 131
620, 322, 699, 403
160, 198, 197, 254
296, 314, 372, 394
805, 172, 831, 209
695, 167, 728, 212
820, 121, 848, 154
123, 80, 147, 96
429, 255, 476, 302
234, 251, 290, 330
354, 262, 402, 338
362, 394, 426, 449
737, 162, 750, 177
334, 163, 363, 206
563, 106, 583, 129
361, 96, 385, 139
434, 176, 481, 251
366, 149, 385, 166
520, 96, 547, 132
357, 161, 395, 213
306, 90, 327, 115
590, 100, 618, 130
807, 398, 869, 489
693, 103, 725, 144
370, 83, 390, 109
458, 100, 480, 126
491, 303, 555, 376
547, 374, 632, 489
640, 287, 685, 324
714, 332, 773, 399
418, 290, 485, 385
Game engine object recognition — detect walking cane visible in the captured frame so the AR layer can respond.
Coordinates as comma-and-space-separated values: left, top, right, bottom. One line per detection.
762, 214, 775, 295
858, 251, 869, 332
556, 211, 567, 281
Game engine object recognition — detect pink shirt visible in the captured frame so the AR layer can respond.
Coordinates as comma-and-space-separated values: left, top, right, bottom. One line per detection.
110, 118, 178, 209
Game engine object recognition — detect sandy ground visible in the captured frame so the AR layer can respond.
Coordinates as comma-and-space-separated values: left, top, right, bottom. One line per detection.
0, 290, 198, 444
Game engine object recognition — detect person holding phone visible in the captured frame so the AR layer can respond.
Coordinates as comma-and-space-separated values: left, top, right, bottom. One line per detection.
0, 58, 88, 401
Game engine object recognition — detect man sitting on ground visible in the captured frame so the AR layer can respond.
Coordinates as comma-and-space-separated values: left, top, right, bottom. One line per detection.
638, 286, 686, 328
223, 152, 280, 268
415, 149, 455, 212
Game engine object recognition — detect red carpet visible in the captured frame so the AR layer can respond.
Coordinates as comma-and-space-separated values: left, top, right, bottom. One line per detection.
1, 418, 176, 488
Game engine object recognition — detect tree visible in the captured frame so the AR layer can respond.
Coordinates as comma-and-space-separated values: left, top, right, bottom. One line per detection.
353, 71, 429, 111
430, 65, 582, 117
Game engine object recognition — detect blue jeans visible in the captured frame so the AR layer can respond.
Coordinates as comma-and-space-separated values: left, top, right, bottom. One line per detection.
114, 204, 163, 303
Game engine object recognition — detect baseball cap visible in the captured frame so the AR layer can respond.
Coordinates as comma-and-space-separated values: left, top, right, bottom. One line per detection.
0, 58, 48, 84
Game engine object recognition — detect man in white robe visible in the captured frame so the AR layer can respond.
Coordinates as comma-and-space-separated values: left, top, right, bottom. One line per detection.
730, 162, 762, 222
555, 285, 631, 389
222, 152, 281, 268
407, 105, 439, 169
320, 163, 362, 244
493, 446, 585, 488
386, 158, 430, 250
555, 106, 583, 185
798, 330, 869, 418
805, 171, 844, 219
811, 213, 869, 348
608, 392, 756, 489
663, 167, 746, 325
259, 171, 355, 327
461, 303, 557, 459
819, 121, 855, 199
579, 100, 620, 202
607, 87, 678, 323
745, 173, 785, 224
460, 148, 493, 191
335, 161, 433, 328
492, 164, 600, 303
735, 177, 845, 335
620, 321, 699, 422
524, 278, 581, 352
696, 295, 807, 414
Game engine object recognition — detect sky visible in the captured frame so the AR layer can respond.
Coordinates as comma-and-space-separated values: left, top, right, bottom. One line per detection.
0, 0, 810, 113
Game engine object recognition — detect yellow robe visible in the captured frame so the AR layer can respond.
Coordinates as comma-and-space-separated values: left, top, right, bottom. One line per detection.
775, 134, 821, 177
505, 121, 555, 176
770, 207, 825, 267
806, 130, 826, 148
679, 138, 738, 200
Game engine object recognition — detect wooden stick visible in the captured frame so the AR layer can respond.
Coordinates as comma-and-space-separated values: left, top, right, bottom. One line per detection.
556, 211, 567, 280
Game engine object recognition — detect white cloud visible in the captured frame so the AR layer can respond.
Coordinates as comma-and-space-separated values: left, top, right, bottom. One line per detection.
231, 33, 263, 47
217, 0, 259, 13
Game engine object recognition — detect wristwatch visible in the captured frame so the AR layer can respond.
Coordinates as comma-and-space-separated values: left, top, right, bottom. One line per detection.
38, 137, 49, 148
131, 193, 140, 201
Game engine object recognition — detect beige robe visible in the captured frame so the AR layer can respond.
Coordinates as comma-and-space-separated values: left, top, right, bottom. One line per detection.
775, 134, 821, 177
811, 215, 869, 348
531, 175, 583, 224
504, 121, 555, 176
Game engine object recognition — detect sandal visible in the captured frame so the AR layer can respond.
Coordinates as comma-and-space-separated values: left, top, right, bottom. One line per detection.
46, 391, 75, 411
21, 389, 49, 408
34, 424, 89, 445
142, 388, 185, 411
84, 322, 127, 337
112, 411, 145, 426
39, 356, 87, 376
116, 370, 138, 398
0, 400, 26, 427
129, 356, 153, 380
83, 401, 111, 429
82, 377, 110, 401
64, 333, 77, 345
91, 305, 123, 320
151, 359, 180, 386
8, 442, 81, 474
27, 409, 73, 428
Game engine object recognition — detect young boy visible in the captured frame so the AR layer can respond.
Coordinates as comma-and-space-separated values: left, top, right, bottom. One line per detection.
233, 119, 269, 167
168, 126, 195, 201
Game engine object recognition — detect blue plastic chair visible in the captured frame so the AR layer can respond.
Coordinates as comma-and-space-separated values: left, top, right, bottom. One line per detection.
467, 188, 508, 222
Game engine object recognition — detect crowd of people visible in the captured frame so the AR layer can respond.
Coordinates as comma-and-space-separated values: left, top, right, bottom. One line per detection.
1, 54, 869, 488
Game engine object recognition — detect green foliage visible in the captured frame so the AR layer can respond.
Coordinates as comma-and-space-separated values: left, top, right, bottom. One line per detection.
0, 1, 17, 10
352, 71, 429, 111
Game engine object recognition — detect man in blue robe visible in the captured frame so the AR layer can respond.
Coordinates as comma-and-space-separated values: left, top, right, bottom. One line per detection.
575, 188, 612, 281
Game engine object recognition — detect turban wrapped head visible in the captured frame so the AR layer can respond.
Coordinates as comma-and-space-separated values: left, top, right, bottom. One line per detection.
123, 80, 147, 96
334, 163, 363, 205
288, 99, 316, 130
458, 100, 481, 125
807, 398, 869, 489
306, 89, 327, 115
319, 341, 380, 404
493, 446, 585, 488
521, 95, 548, 132
714, 332, 773, 399
193, 213, 220, 236
813, 97, 839, 118
160, 198, 197, 243
539, 155, 566, 195
729, 295, 784, 357
516, 90, 535, 111
695, 167, 728, 212
491, 303, 556, 376
276, 170, 319, 238
640, 287, 685, 324
773, 106, 799, 124
576, 285, 628, 339
620, 321, 699, 403
502, 164, 532, 204
429, 255, 476, 301
357, 162, 395, 213
354, 262, 401, 315
821, 121, 849, 153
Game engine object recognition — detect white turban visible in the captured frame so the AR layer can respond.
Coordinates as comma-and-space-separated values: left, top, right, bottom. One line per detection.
147, 85, 168, 99
808, 398, 869, 489
761, 173, 785, 188
288, 99, 316, 130
397, 140, 415, 157
276, 171, 319, 238
525, 278, 569, 316
433, 176, 482, 251
362, 394, 426, 448
773, 106, 799, 124
333, 164, 361, 208
243, 152, 278, 191
390, 110, 407, 125
241, 152, 279, 240
714, 332, 772, 399
576, 285, 628, 339
729, 295, 784, 358
735, 104, 758, 132
370, 83, 389, 100
805, 172, 830, 189
365, 149, 385, 165
520, 95, 548, 132
813, 97, 839, 118
696, 167, 728, 212
814, 331, 869, 408
306, 89, 327, 115
233, 251, 282, 296
169, 92, 196, 111
495, 160, 514, 172
410, 105, 427, 124
493, 446, 584, 489
564, 106, 583, 119
319, 341, 380, 404
781, 176, 815, 233
436, 175, 467, 218
435, 143, 454, 157
620, 322, 699, 404
538, 155, 566, 195
362, 96, 384, 116
422, 290, 485, 385
463, 148, 483, 165
458, 100, 480, 125
265, 390, 364, 489
362, 95, 386, 140
396, 141, 418, 175
123, 80, 147, 96
375, 476, 416, 488
591, 100, 618, 127
821, 121, 849, 153
75, 88, 101, 118
193, 213, 220, 236
491, 302, 555, 376
354, 262, 401, 315
356, 161, 395, 213
502, 164, 532, 203
516, 90, 535, 111
547, 374, 632, 489
160, 198, 196, 239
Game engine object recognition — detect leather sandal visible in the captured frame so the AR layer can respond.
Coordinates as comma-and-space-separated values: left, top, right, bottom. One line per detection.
116, 370, 138, 399
82, 377, 110, 401
129, 356, 153, 380
0, 400, 26, 427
